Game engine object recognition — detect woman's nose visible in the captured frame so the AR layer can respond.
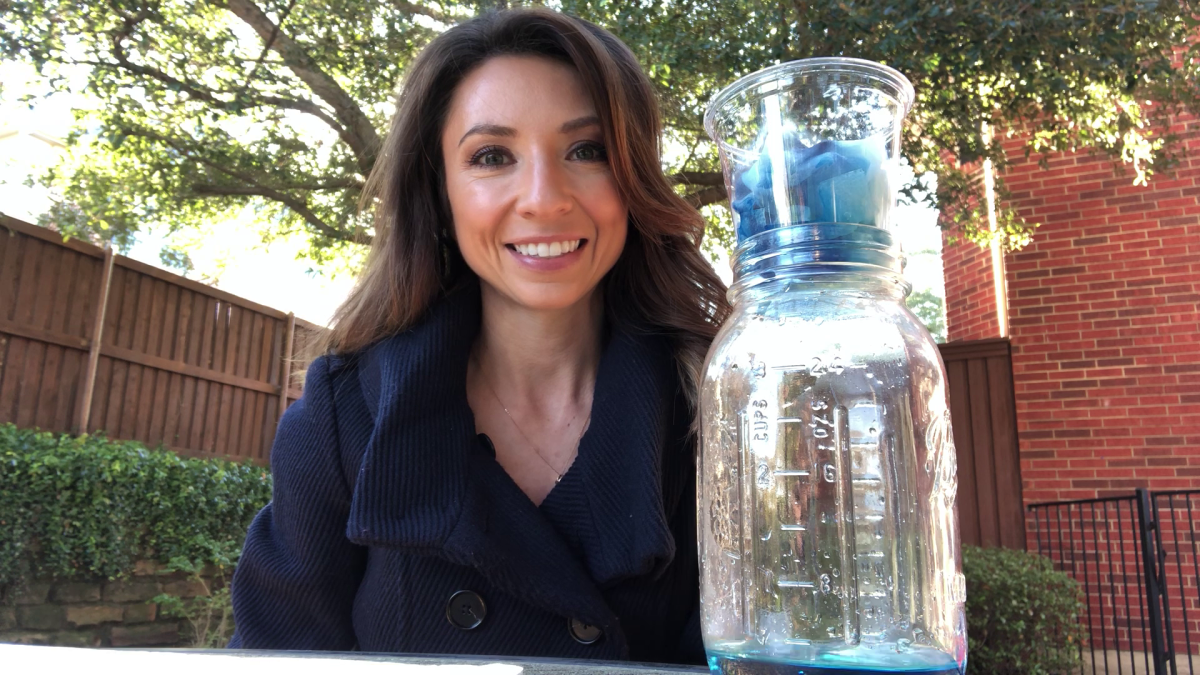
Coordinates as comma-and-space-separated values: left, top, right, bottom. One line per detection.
515, 154, 573, 219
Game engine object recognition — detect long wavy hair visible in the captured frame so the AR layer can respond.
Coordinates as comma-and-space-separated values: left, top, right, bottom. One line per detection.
325, 8, 731, 414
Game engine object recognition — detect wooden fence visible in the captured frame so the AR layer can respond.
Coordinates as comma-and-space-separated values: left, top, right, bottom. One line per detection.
939, 337, 1026, 550
0, 216, 324, 463
2, 214, 1028, 514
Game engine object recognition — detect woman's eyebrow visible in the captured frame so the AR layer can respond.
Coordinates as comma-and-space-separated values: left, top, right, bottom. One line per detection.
458, 123, 515, 147
457, 116, 601, 147
559, 115, 600, 133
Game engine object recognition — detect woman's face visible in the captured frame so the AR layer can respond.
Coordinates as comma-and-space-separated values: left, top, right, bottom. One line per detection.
441, 55, 628, 312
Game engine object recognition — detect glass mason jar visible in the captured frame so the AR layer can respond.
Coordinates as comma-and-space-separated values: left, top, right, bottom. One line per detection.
698, 59, 966, 675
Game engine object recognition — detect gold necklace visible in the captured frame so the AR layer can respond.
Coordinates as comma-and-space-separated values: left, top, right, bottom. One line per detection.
479, 371, 590, 483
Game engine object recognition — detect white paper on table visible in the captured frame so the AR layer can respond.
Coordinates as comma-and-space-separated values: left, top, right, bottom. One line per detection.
0, 643, 526, 675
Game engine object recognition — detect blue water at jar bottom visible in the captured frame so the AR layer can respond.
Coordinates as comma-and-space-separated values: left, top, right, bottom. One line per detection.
707, 649, 962, 675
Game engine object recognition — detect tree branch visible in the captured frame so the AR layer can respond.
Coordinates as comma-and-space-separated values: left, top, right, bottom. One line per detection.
191, 183, 370, 245
670, 170, 725, 187
237, 0, 300, 95
125, 127, 371, 245
276, 178, 365, 190
91, 51, 349, 138
684, 185, 728, 210
388, 0, 470, 24
101, 8, 351, 140
218, 0, 382, 173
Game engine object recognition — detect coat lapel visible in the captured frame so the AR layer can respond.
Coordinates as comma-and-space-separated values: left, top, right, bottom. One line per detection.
344, 281, 683, 651
543, 329, 683, 588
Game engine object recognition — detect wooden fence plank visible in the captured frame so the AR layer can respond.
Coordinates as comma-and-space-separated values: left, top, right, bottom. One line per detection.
248, 317, 273, 458
195, 297, 219, 452
15, 339, 44, 428
76, 249, 114, 433
232, 308, 257, 455
146, 279, 167, 357
987, 354, 1026, 549
11, 237, 42, 334
240, 315, 265, 457
147, 283, 179, 445
161, 287, 190, 447
939, 338, 1024, 550
17, 243, 54, 426
0, 228, 24, 322
967, 357, 1000, 548
0, 318, 90, 351
34, 343, 63, 429
66, 254, 97, 340
30, 243, 61, 331
135, 279, 167, 441
204, 300, 230, 454
88, 357, 113, 434
279, 314, 296, 420
102, 267, 135, 434
98, 343, 280, 395
123, 274, 155, 440
946, 358, 980, 548
262, 318, 286, 456
55, 349, 83, 431
47, 246, 76, 336
178, 291, 206, 449
0, 337, 28, 423
60, 253, 93, 433
214, 305, 242, 456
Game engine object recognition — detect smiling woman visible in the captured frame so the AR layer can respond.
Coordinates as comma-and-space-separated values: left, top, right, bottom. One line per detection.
226, 7, 730, 667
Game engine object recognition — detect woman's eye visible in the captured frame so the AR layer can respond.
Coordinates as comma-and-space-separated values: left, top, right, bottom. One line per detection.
470, 147, 509, 167
572, 143, 607, 162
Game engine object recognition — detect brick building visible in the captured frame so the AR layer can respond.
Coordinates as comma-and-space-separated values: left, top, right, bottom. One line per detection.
942, 123, 1200, 508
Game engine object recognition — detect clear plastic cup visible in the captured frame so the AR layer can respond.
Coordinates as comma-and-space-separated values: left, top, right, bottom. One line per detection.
704, 58, 914, 244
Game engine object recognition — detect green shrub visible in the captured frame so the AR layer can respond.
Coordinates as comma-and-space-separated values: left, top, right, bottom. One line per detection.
964, 544, 1084, 675
153, 555, 235, 648
0, 423, 271, 588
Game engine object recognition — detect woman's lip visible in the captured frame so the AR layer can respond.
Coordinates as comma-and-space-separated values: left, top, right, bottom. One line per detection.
506, 235, 587, 246
507, 241, 585, 271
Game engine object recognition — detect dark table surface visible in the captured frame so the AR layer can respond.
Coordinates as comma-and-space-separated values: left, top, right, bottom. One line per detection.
1, 643, 710, 674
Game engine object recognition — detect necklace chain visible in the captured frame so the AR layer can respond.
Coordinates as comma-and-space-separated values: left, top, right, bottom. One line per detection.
479, 370, 589, 483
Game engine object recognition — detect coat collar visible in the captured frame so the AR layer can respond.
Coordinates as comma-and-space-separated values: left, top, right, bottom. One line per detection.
346, 281, 682, 643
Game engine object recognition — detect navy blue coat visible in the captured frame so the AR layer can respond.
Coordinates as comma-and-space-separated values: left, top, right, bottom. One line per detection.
227, 282, 705, 665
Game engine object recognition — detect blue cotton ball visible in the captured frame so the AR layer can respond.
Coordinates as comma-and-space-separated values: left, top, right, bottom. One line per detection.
727, 130, 892, 242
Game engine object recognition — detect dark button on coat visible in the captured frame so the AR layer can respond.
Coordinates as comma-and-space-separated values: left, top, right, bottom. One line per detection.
227, 282, 705, 665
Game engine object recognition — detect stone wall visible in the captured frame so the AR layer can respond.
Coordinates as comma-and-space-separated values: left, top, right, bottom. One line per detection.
0, 560, 228, 648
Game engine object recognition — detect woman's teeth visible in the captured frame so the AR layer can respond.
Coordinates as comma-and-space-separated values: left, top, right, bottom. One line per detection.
513, 240, 582, 258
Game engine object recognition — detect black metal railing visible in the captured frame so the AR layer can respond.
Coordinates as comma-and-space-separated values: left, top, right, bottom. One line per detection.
1029, 489, 1200, 675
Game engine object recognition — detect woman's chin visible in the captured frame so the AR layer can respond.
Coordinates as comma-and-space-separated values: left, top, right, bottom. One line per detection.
484, 280, 600, 314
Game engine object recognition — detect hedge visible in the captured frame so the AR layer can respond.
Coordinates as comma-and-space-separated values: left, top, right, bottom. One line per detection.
0, 423, 271, 587
964, 544, 1085, 675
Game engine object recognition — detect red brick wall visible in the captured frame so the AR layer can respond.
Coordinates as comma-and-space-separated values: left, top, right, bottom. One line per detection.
942, 229, 1002, 342
943, 123, 1200, 505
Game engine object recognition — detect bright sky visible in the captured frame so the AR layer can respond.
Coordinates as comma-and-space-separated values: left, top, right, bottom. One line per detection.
0, 61, 359, 326
1, 60, 943, 327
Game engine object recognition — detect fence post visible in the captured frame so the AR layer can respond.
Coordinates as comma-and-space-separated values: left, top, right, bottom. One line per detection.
277, 312, 295, 423
1138, 488, 1170, 675
75, 247, 115, 434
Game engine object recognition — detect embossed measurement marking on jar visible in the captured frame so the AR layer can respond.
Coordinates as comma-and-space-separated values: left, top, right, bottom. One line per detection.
761, 358, 898, 649
770, 355, 868, 375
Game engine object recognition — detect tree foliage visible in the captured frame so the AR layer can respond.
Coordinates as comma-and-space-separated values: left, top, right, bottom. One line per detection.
3, 0, 1199, 266
907, 287, 947, 343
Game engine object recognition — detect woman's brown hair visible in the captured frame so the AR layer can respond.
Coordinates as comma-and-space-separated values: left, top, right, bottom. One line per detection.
325, 8, 731, 412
